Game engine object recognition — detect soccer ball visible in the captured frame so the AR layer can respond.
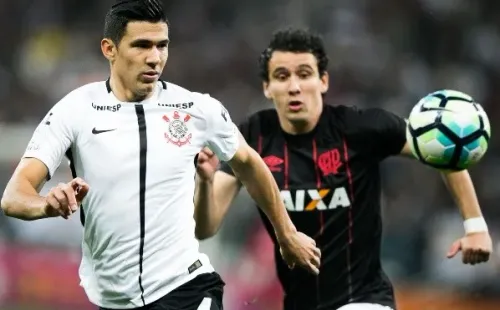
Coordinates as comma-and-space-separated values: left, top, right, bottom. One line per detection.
406, 90, 491, 170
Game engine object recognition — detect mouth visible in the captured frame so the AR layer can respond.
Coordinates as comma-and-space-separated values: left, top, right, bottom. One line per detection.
141, 71, 159, 82
288, 100, 304, 112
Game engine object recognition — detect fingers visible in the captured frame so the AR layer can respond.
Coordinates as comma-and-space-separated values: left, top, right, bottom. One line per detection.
197, 148, 215, 163
202, 147, 214, 157
197, 152, 209, 163
45, 178, 89, 219
462, 248, 490, 265
46, 191, 67, 219
307, 261, 320, 275
310, 249, 321, 269
312, 246, 322, 260
446, 240, 461, 259
71, 178, 90, 202
47, 184, 73, 219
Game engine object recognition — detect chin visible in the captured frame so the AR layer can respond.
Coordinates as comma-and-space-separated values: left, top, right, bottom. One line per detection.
138, 83, 155, 94
285, 111, 309, 121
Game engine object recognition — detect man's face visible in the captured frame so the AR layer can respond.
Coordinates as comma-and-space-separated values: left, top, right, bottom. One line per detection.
110, 21, 169, 100
263, 51, 328, 126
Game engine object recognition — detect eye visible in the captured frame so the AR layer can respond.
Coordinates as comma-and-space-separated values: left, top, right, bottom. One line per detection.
134, 43, 150, 49
274, 73, 289, 81
298, 71, 312, 79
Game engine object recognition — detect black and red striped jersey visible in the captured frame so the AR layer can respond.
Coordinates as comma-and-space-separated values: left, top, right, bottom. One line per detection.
220, 104, 407, 310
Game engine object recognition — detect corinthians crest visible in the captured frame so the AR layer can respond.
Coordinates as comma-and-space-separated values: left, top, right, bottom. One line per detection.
162, 111, 192, 147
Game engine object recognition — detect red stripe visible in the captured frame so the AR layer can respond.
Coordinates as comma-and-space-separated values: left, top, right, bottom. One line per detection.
342, 137, 354, 300
312, 139, 324, 235
312, 139, 323, 304
283, 143, 289, 189
257, 135, 263, 154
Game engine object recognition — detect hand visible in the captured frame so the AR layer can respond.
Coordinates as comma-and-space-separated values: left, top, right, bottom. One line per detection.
447, 231, 492, 265
196, 147, 219, 181
279, 231, 321, 275
44, 177, 90, 219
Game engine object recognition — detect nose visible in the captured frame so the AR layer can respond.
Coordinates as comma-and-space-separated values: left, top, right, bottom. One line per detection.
288, 76, 301, 95
146, 47, 161, 67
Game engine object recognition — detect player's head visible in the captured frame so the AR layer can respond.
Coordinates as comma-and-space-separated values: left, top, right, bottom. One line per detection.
101, 0, 169, 101
259, 28, 329, 133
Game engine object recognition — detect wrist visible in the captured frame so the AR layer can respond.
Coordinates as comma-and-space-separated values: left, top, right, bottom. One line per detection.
196, 173, 214, 184
464, 217, 488, 235
275, 221, 298, 244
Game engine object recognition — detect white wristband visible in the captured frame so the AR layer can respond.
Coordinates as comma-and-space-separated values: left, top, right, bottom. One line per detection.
464, 217, 488, 234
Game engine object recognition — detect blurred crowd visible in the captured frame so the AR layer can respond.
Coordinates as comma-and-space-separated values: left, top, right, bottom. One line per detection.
1, 0, 500, 309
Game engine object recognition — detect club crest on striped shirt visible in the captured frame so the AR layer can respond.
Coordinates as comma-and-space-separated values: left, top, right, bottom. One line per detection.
162, 111, 192, 147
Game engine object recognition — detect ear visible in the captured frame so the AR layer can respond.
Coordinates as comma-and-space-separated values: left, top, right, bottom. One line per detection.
263, 81, 272, 99
320, 72, 329, 94
101, 38, 117, 62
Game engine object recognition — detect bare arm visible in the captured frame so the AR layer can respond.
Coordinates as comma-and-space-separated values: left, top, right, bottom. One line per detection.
1, 158, 50, 220
400, 141, 482, 221
194, 171, 241, 239
441, 170, 482, 220
227, 135, 296, 242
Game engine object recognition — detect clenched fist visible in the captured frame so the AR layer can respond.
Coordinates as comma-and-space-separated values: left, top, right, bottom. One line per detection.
196, 147, 219, 181
44, 177, 90, 219
279, 231, 322, 275
447, 231, 492, 265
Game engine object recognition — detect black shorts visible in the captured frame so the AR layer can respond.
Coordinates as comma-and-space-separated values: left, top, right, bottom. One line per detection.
100, 272, 224, 310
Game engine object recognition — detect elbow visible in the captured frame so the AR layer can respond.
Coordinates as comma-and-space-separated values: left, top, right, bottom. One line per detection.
195, 226, 218, 240
0, 194, 13, 217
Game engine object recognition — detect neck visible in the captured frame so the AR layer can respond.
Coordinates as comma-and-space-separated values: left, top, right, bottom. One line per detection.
109, 73, 151, 102
279, 107, 323, 135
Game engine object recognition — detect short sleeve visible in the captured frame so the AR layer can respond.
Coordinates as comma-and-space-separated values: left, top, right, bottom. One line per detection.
23, 97, 77, 179
346, 107, 407, 160
204, 96, 239, 162
218, 120, 251, 176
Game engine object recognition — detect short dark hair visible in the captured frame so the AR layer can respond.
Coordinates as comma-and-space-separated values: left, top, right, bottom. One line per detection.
103, 0, 168, 45
259, 28, 329, 82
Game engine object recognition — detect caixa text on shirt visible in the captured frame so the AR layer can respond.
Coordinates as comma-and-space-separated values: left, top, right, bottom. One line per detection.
158, 102, 194, 109
92, 102, 122, 112
281, 187, 351, 212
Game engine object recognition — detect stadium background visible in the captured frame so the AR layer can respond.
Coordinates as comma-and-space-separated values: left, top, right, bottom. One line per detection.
1, 0, 500, 309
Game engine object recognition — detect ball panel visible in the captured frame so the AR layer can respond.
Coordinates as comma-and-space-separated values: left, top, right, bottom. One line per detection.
408, 110, 439, 129
444, 100, 478, 114
415, 96, 441, 111
417, 133, 447, 157
431, 89, 473, 102
435, 130, 454, 148
440, 112, 480, 139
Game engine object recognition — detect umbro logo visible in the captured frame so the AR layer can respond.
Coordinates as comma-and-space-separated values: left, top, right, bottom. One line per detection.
92, 128, 116, 135
263, 155, 284, 172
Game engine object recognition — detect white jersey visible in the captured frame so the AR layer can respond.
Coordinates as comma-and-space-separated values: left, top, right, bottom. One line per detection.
23, 80, 239, 309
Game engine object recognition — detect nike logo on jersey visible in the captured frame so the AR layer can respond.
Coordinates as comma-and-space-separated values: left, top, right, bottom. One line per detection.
92, 128, 116, 135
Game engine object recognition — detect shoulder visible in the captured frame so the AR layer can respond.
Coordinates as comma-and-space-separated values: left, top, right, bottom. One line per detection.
163, 82, 216, 104
245, 108, 279, 130
237, 108, 280, 142
324, 104, 400, 131
49, 81, 107, 115
162, 82, 225, 112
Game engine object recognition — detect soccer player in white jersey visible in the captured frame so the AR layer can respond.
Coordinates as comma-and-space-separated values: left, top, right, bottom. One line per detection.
0, 1, 321, 309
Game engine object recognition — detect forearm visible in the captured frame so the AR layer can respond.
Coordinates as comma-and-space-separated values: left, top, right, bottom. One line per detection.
1, 181, 47, 221
193, 176, 219, 238
232, 150, 296, 240
441, 170, 482, 219
441, 169, 488, 234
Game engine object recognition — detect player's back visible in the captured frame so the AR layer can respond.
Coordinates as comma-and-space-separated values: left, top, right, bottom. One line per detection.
236, 104, 407, 309
25, 80, 237, 309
